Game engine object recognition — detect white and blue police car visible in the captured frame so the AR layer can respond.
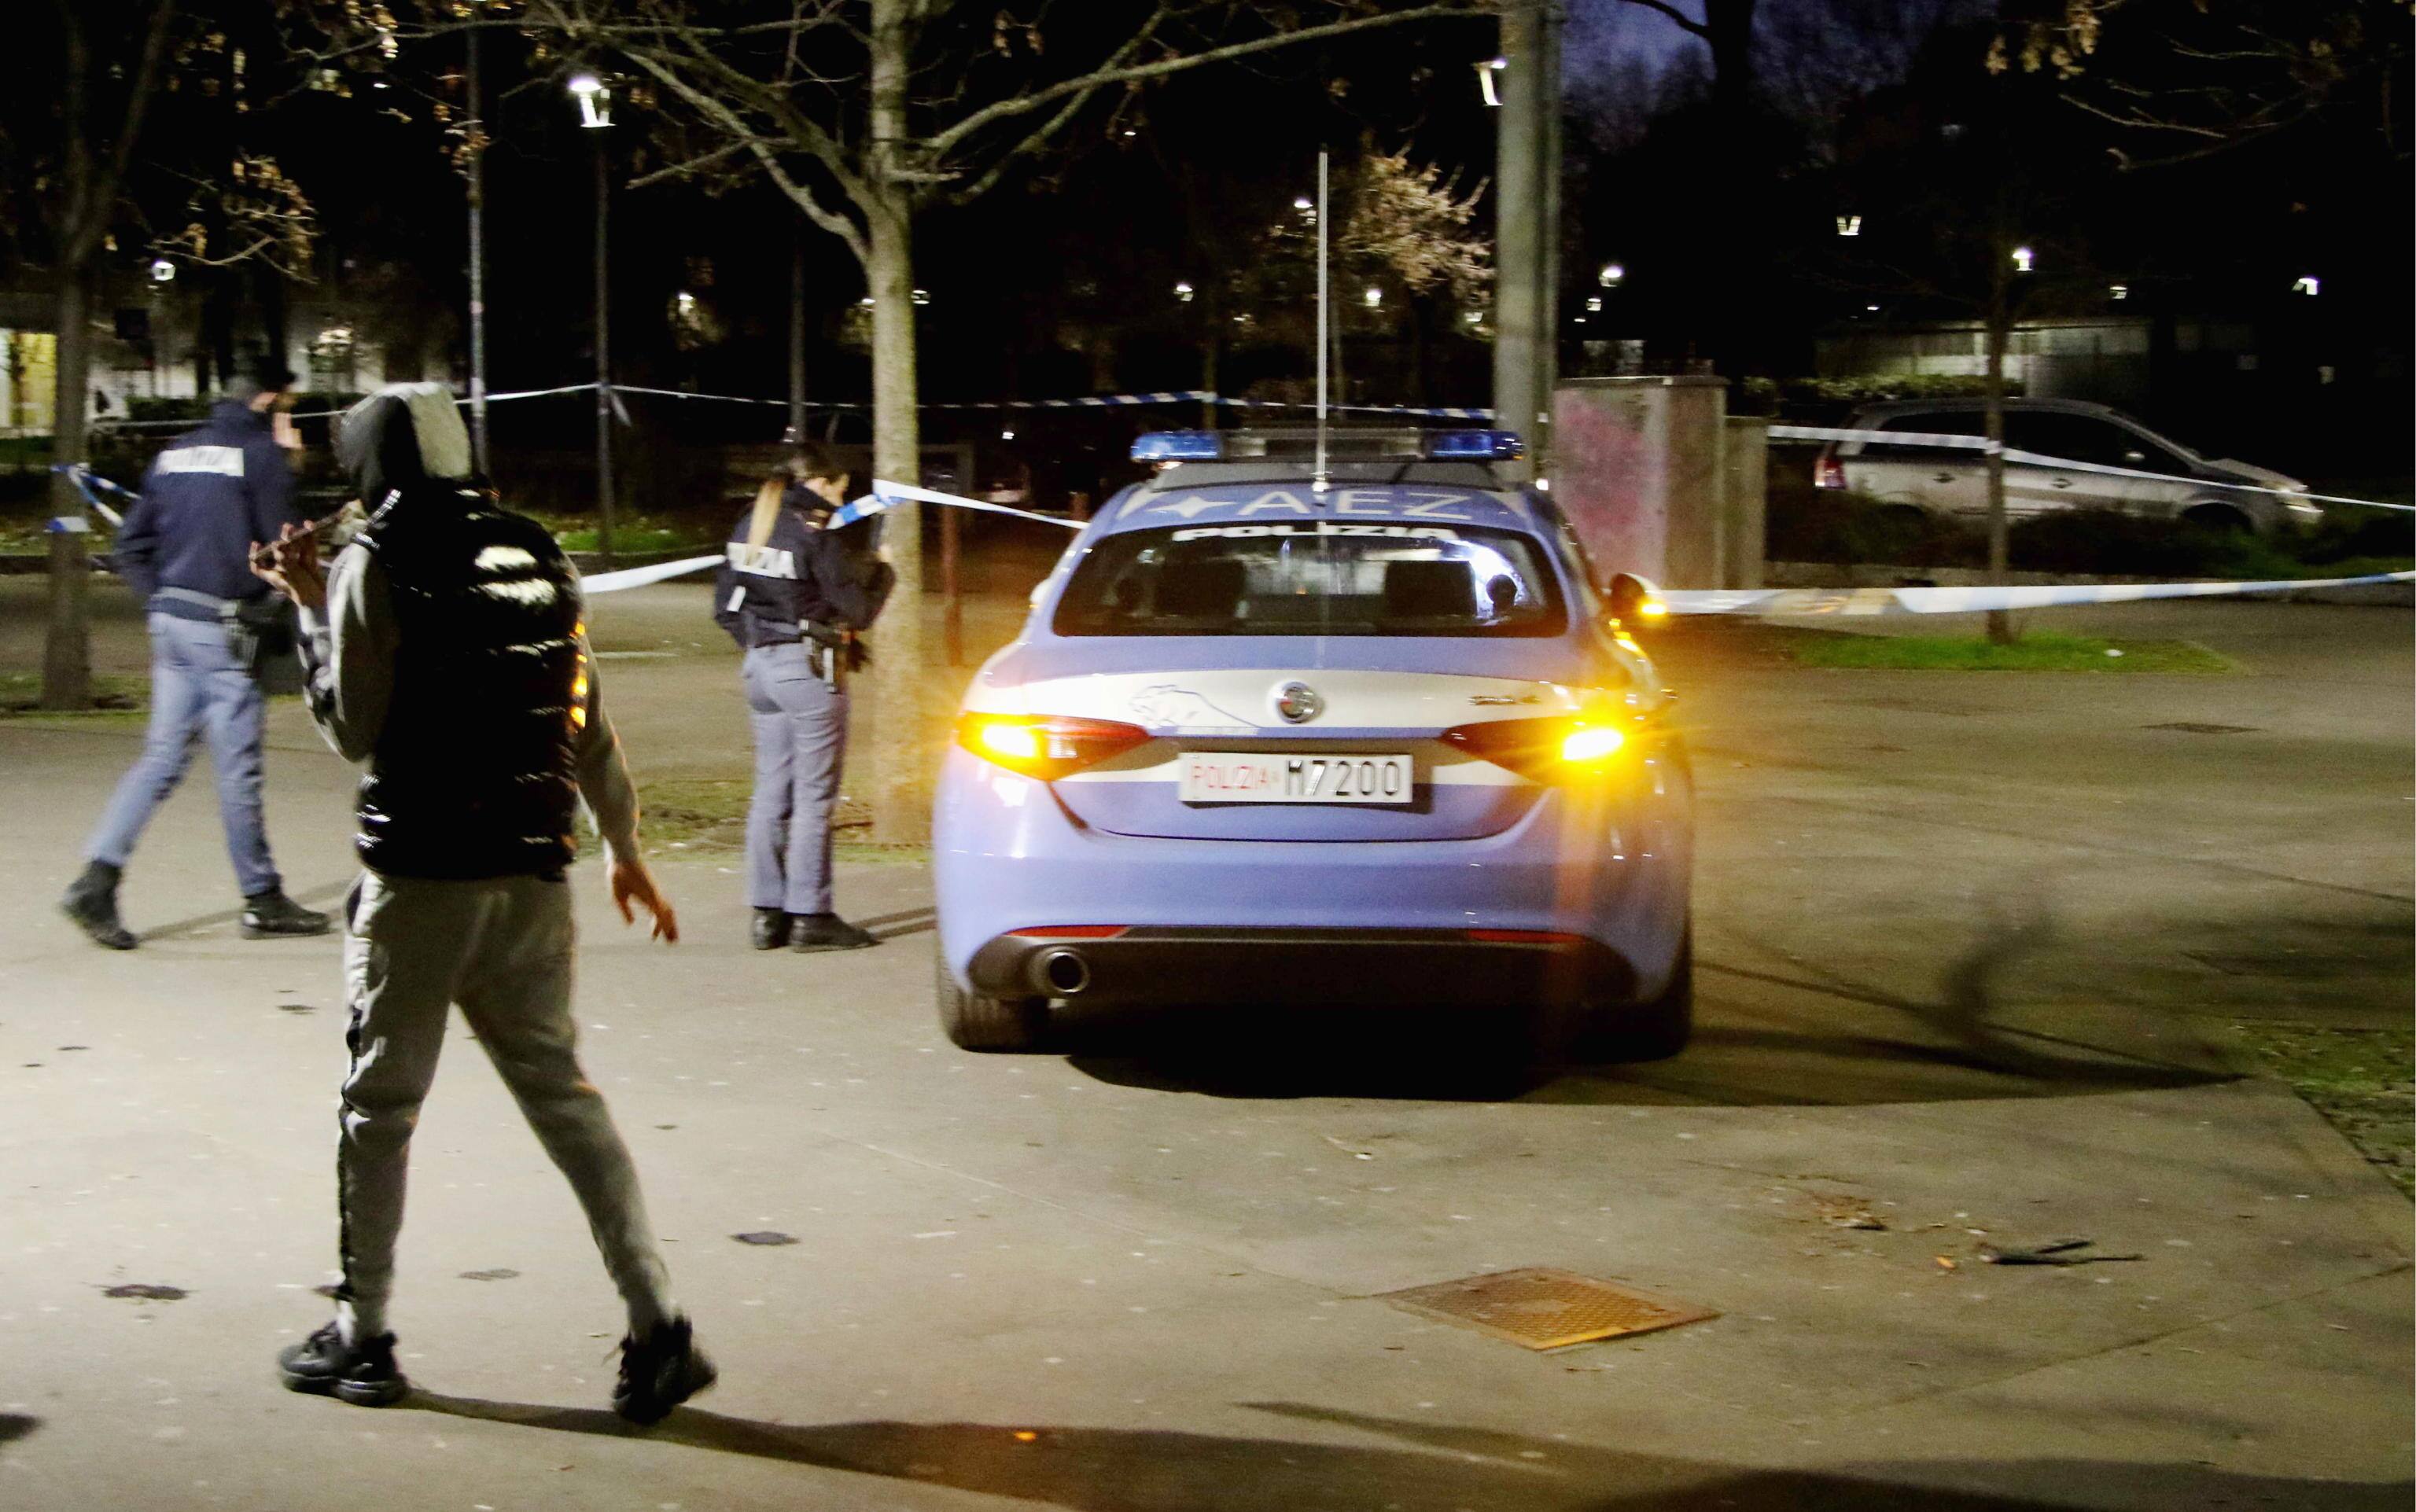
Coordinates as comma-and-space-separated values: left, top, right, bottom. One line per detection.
932, 428, 1692, 1056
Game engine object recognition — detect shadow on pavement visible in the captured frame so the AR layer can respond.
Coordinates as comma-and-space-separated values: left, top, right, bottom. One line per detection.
1062, 907, 2226, 1107
395, 1392, 2408, 1511
0, 1414, 38, 1449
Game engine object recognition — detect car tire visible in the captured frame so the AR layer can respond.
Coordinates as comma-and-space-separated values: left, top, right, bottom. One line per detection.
2182, 502, 2253, 535
1620, 929, 1694, 1061
935, 951, 1049, 1052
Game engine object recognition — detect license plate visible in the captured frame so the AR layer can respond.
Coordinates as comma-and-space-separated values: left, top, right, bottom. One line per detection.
1177, 752, 1414, 804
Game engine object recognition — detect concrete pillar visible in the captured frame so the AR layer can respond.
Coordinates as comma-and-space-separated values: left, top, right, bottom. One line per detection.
1550, 375, 1729, 588
1722, 414, 1767, 590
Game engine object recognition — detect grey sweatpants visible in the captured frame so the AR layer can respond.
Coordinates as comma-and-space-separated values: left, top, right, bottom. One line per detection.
742, 642, 848, 915
333, 869, 675, 1340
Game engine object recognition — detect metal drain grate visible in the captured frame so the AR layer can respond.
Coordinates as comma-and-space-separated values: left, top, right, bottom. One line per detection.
1376, 1267, 1718, 1351
2143, 722, 2259, 735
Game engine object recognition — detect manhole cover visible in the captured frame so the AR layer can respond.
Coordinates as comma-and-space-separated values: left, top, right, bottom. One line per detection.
1376, 1267, 1717, 1351
2143, 722, 2259, 735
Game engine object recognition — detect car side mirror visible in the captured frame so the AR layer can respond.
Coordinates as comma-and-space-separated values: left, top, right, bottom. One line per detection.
1604, 572, 1669, 631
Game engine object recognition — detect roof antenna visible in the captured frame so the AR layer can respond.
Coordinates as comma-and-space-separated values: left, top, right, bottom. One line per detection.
1313, 146, 1330, 498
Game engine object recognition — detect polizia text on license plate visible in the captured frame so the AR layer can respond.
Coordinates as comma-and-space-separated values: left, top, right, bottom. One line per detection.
1177, 752, 1414, 805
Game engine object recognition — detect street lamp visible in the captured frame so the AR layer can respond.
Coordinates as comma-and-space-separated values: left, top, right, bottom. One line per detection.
2292, 274, 2320, 296
1173, 281, 1195, 303
2012, 245, 2035, 274
1477, 56, 1507, 108
1835, 215, 1862, 237
1363, 286, 1383, 309
569, 72, 611, 129
148, 259, 176, 284
1598, 263, 1624, 287
571, 72, 615, 568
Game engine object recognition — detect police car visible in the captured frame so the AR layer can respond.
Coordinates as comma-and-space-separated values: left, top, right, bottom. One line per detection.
931, 429, 1692, 1057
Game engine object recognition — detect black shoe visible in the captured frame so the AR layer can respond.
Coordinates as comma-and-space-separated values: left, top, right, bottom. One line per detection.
277, 1322, 409, 1406
241, 889, 331, 939
750, 908, 791, 951
61, 862, 137, 951
790, 913, 877, 953
613, 1315, 716, 1425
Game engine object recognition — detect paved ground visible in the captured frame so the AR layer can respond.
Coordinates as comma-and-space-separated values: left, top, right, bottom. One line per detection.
1, 577, 2409, 1510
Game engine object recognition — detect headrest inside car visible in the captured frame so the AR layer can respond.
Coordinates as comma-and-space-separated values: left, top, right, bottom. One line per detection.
1155, 557, 1248, 620
1383, 559, 1475, 621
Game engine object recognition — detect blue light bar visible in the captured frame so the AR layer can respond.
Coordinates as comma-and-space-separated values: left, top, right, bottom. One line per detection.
1427, 429, 1524, 460
1131, 430, 1225, 462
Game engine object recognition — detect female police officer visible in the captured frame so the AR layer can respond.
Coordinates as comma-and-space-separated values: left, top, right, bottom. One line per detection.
713, 448, 894, 951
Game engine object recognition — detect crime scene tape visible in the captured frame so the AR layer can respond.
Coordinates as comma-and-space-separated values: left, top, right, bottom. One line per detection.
580, 477, 1081, 596
1768, 425, 2416, 513
1664, 570, 2416, 618
52, 464, 128, 528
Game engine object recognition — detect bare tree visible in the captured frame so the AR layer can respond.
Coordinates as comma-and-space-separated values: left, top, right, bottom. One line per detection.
1993, 0, 2411, 168
2, 1, 184, 710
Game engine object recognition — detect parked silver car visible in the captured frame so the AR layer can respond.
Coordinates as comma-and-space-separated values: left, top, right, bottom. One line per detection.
1816, 397, 2321, 535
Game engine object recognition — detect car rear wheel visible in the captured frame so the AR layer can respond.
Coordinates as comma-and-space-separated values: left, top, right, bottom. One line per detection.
1619, 929, 1694, 1061
2182, 502, 2253, 535
936, 951, 1049, 1052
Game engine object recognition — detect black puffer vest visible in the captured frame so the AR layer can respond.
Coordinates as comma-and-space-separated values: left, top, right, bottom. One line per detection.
354, 484, 585, 879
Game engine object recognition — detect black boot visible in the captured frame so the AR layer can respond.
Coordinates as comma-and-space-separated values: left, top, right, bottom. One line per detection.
613, 1315, 716, 1425
276, 1322, 409, 1406
241, 889, 331, 939
790, 913, 876, 953
750, 908, 790, 951
61, 861, 137, 951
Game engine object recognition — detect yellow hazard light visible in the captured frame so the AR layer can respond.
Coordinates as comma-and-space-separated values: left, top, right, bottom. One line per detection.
1559, 725, 1627, 763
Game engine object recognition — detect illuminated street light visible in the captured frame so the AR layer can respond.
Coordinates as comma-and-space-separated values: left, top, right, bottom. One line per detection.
1477, 56, 1507, 108
1363, 286, 1383, 309
148, 259, 176, 283
1597, 262, 1624, 287
2012, 246, 2035, 273
912, 288, 931, 306
1173, 281, 1195, 303
1585, 296, 1602, 313
2292, 274, 2320, 296
2110, 284, 2129, 300
1000, 429, 1016, 440
568, 72, 610, 129
1836, 215, 1862, 237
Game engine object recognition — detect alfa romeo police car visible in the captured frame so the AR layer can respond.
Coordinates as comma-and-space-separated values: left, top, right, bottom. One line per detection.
931, 428, 1693, 1057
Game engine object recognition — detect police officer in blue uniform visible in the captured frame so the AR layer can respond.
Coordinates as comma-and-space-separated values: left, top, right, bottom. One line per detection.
713, 448, 894, 951
61, 363, 330, 949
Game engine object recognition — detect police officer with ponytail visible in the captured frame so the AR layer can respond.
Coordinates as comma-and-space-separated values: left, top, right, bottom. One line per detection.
713, 447, 895, 951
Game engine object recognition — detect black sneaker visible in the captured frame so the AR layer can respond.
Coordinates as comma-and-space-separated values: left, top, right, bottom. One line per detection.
241, 890, 331, 939
61, 862, 137, 951
613, 1315, 716, 1425
790, 913, 876, 953
750, 908, 791, 951
276, 1323, 409, 1406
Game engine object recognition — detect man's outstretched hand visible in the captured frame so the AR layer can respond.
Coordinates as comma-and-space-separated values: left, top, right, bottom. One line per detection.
610, 856, 680, 943
251, 521, 327, 610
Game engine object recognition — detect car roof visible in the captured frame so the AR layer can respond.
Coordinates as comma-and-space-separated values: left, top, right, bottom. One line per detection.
1846, 396, 2127, 421
1094, 462, 1541, 537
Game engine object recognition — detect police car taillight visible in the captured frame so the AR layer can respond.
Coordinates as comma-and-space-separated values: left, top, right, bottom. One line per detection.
957, 713, 1151, 782
1442, 716, 1630, 782
1814, 454, 1847, 490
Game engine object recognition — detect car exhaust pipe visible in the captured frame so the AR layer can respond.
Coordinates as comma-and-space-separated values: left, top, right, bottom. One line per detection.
1032, 948, 1091, 997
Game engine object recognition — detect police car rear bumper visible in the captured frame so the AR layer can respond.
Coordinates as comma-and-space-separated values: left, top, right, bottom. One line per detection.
963, 925, 1632, 1010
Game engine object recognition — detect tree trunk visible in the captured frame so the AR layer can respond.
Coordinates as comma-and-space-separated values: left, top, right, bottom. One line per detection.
1703, 0, 1759, 120
41, 261, 96, 710
858, 0, 932, 843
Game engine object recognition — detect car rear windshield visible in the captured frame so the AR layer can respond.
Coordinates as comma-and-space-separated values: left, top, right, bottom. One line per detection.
1052, 524, 1567, 638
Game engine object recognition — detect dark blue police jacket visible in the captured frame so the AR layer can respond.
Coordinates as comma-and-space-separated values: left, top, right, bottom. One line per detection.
112, 399, 303, 622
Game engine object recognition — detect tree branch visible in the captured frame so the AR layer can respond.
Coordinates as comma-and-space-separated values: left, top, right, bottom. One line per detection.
924, 2, 1492, 156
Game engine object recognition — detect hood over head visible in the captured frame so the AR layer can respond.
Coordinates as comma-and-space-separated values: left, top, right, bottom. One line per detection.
338, 381, 473, 506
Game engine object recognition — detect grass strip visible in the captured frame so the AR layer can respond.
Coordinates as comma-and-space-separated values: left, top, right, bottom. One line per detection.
1781, 631, 2232, 674
2228, 1022, 2414, 1198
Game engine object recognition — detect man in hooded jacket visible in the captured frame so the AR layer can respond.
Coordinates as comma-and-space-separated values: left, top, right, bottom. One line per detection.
250, 381, 713, 1423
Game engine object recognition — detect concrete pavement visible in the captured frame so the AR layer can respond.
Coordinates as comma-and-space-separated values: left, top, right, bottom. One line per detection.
1, 579, 2407, 1510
